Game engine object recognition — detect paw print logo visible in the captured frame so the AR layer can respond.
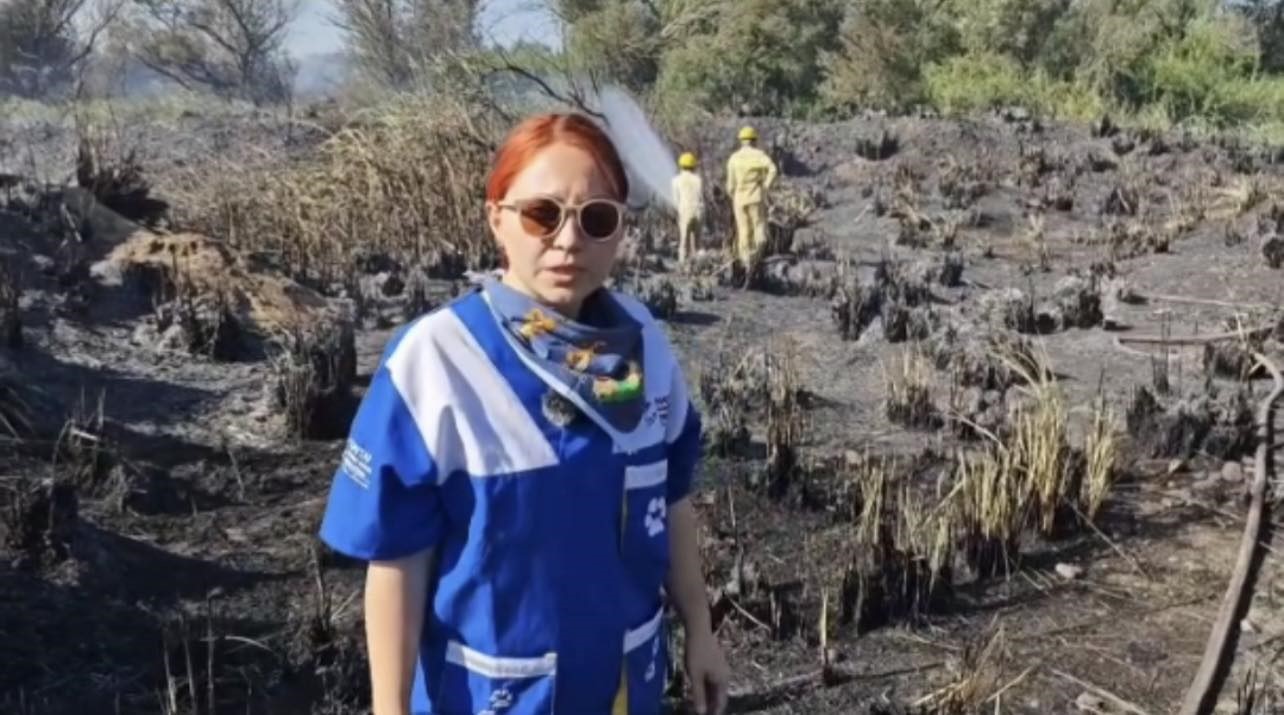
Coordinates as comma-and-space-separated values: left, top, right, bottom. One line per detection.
644, 497, 666, 537
480, 688, 513, 714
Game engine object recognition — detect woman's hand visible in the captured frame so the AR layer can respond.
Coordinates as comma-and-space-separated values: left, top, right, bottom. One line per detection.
666, 498, 731, 714
683, 626, 730, 715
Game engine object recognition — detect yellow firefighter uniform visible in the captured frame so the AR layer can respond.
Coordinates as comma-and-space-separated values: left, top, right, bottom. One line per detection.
725, 139, 778, 264
671, 161, 703, 263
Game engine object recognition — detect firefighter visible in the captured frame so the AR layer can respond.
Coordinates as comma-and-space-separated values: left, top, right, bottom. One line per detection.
671, 151, 704, 264
725, 126, 778, 267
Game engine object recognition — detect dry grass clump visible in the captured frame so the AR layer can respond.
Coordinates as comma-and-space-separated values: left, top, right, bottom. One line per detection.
1235, 667, 1284, 714
821, 351, 1120, 633
1202, 326, 1267, 381
831, 258, 937, 342
0, 379, 31, 438
762, 337, 806, 497
953, 445, 1024, 578
148, 253, 242, 362
913, 627, 1013, 714
1006, 358, 1074, 537
1126, 382, 1256, 460
0, 475, 78, 571
975, 288, 1036, 334
937, 154, 991, 210
174, 95, 505, 291
947, 348, 1121, 575
854, 128, 900, 161
766, 184, 825, 255
625, 275, 679, 319
0, 256, 21, 349
883, 348, 938, 429
838, 455, 954, 633
269, 320, 358, 441
74, 125, 168, 226
926, 322, 1040, 393
1081, 395, 1119, 522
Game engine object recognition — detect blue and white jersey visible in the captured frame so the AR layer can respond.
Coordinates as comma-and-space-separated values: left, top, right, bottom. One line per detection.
318, 287, 703, 715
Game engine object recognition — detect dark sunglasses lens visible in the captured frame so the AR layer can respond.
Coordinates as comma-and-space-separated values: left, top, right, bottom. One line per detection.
519, 199, 564, 236
579, 201, 621, 239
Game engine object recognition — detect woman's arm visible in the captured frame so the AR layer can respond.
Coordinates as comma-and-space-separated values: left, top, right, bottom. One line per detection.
667, 497, 729, 715
666, 498, 712, 635
365, 547, 436, 715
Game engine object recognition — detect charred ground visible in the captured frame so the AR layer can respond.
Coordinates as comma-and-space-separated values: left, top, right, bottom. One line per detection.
2, 105, 1284, 714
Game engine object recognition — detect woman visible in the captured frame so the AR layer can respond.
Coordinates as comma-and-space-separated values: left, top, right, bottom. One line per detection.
318, 112, 730, 715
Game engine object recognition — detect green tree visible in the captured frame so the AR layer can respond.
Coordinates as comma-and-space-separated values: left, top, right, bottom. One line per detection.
563, 0, 661, 92
652, 0, 844, 117
820, 0, 961, 112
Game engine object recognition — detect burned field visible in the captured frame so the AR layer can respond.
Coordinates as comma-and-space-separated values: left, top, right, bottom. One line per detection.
3, 106, 1284, 714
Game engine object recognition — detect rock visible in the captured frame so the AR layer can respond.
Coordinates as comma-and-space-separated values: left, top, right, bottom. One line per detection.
1058, 275, 1103, 327
1056, 563, 1084, 580
633, 276, 678, 318
1075, 692, 1106, 712
687, 278, 715, 302
378, 271, 405, 297
88, 258, 125, 286
1262, 233, 1284, 269
32, 255, 56, 275
976, 288, 1035, 333
1221, 461, 1245, 484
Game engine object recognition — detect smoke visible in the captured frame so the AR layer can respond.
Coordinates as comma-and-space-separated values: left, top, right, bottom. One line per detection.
592, 85, 679, 213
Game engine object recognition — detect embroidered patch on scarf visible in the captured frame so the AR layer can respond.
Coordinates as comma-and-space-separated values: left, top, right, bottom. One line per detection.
482, 278, 647, 434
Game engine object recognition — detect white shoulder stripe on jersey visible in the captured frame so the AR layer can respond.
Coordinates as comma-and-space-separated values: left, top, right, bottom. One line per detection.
624, 460, 667, 490
386, 308, 560, 483
445, 641, 558, 678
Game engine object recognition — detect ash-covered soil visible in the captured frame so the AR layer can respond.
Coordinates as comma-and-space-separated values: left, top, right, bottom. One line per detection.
3, 106, 1284, 714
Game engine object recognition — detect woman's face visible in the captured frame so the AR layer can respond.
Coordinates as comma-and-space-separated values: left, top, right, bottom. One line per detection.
487, 143, 624, 319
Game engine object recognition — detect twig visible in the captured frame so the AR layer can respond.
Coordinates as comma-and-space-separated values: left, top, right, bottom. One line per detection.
1050, 668, 1152, 715
1072, 502, 1152, 581
1137, 293, 1275, 311
727, 596, 772, 632
986, 665, 1036, 704
1116, 324, 1274, 346
672, 661, 946, 714
1178, 351, 1283, 715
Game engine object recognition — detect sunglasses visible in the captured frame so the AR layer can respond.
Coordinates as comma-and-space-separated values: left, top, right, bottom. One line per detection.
498, 196, 627, 242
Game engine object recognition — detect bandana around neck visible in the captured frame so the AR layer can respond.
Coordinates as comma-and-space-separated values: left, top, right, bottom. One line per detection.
481, 277, 647, 434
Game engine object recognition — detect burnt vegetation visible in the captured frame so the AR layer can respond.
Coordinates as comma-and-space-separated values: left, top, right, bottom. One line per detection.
7, 0, 1284, 711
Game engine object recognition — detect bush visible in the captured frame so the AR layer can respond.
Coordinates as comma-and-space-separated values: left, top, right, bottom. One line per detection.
923, 51, 1105, 119
1137, 13, 1272, 125
171, 91, 504, 289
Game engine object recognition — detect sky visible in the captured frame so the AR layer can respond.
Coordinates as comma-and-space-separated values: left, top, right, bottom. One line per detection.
285, 0, 563, 58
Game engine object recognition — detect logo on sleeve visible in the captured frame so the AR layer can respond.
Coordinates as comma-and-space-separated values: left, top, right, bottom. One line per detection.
339, 439, 373, 489
643, 396, 670, 429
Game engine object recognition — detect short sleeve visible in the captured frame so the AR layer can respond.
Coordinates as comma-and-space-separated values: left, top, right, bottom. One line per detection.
665, 358, 703, 505
318, 362, 445, 561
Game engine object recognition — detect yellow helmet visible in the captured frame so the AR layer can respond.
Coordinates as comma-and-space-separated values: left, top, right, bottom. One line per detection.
738, 126, 758, 141
678, 152, 697, 169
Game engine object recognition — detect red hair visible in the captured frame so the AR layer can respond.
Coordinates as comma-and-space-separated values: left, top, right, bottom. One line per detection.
486, 113, 630, 203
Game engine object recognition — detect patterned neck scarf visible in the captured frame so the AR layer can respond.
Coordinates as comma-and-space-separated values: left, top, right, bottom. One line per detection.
481, 277, 647, 433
